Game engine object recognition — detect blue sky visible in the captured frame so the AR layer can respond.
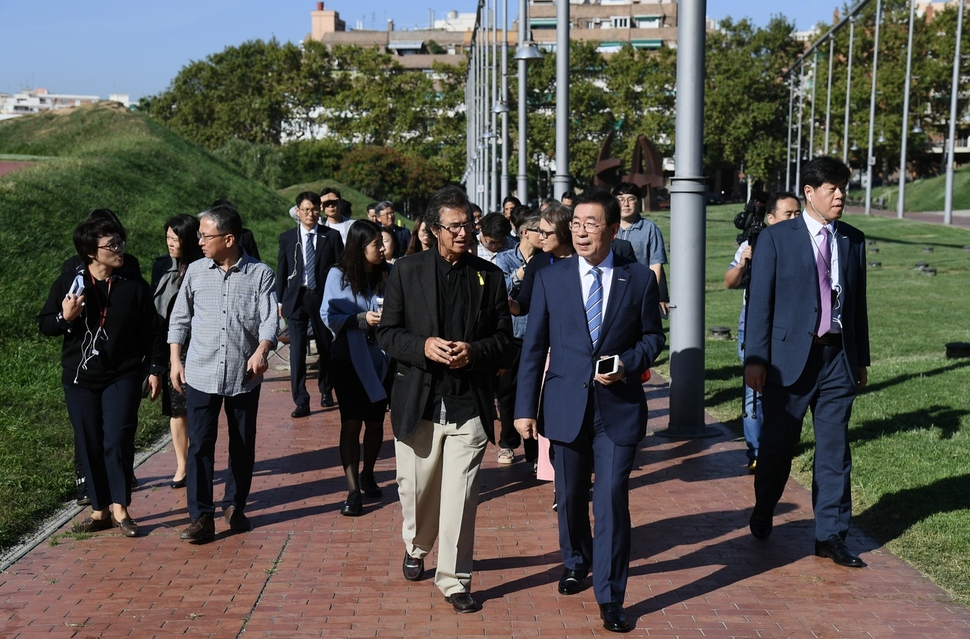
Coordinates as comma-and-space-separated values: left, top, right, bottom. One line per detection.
0, 1, 837, 101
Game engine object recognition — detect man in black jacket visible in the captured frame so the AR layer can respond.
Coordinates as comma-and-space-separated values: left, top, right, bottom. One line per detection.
277, 191, 344, 416
376, 185, 511, 614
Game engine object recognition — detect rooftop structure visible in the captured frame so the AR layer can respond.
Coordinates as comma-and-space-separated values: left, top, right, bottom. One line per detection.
0, 88, 130, 121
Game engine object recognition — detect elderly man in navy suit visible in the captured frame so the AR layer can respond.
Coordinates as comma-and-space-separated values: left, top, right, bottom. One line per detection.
515, 187, 665, 633
744, 156, 870, 568
277, 191, 344, 417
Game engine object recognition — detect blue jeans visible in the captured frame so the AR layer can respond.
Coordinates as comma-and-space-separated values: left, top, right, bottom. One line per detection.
738, 311, 761, 462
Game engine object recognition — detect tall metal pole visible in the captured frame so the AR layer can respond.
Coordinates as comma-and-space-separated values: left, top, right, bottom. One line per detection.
490, 1, 499, 212
500, 0, 510, 201
944, 0, 965, 225
480, 16, 488, 210
810, 52, 819, 157
786, 77, 794, 190
553, 0, 571, 199
516, 0, 529, 203
467, 35, 477, 201
898, 0, 916, 218
843, 17, 855, 164
662, 0, 714, 438
825, 37, 834, 153
864, 0, 882, 216
795, 64, 805, 195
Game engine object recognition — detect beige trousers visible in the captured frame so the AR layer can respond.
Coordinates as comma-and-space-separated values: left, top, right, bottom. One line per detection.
395, 416, 488, 596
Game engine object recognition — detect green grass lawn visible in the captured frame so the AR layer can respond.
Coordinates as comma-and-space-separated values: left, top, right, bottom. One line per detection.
649, 203, 970, 604
868, 162, 970, 212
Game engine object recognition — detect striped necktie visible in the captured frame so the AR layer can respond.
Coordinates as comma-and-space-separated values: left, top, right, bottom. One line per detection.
585, 266, 603, 349
305, 232, 317, 290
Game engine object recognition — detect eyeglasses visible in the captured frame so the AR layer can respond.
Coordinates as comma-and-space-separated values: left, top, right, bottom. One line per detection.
525, 227, 540, 234
537, 230, 555, 239
321, 200, 339, 207
437, 222, 477, 235
98, 241, 126, 253
616, 196, 639, 205
198, 232, 229, 243
569, 220, 606, 234
298, 207, 319, 215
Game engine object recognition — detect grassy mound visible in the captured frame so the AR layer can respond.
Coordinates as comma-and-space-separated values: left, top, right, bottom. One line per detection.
0, 103, 292, 550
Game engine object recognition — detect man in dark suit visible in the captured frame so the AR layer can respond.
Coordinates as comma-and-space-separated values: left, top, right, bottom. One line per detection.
277, 191, 344, 417
744, 156, 870, 568
376, 185, 511, 614
514, 187, 665, 633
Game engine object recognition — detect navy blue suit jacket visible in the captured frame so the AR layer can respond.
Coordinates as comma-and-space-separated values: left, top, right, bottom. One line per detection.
744, 215, 870, 387
514, 253, 666, 446
276, 224, 343, 319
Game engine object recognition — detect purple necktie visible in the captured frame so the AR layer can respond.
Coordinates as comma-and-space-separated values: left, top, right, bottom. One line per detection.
815, 226, 832, 337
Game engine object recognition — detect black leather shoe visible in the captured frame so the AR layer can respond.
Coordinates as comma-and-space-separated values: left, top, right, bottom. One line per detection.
599, 602, 631, 633
749, 511, 773, 540
291, 405, 311, 418
403, 553, 424, 581
359, 472, 383, 498
111, 515, 140, 538
180, 514, 215, 542
340, 490, 363, 516
444, 592, 479, 613
321, 395, 335, 408
815, 535, 865, 567
224, 505, 251, 532
557, 567, 588, 595
170, 477, 186, 489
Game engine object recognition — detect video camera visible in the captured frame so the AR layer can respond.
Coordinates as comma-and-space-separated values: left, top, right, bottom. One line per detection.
733, 190, 768, 248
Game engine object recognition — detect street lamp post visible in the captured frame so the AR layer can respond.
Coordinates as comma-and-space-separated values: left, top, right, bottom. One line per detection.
944, 0, 965, 225
514, 10, 542, 206
553, 0, 571, 199
843, 17, 855, 165
499, 0, 510, 202
825, 37, 834, 154
898, 0, 916, 219
864, 0, 882, 216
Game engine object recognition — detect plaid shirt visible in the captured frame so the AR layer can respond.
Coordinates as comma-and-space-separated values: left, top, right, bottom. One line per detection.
168, 253, 278, 396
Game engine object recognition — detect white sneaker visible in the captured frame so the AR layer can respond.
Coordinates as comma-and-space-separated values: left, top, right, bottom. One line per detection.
497, 448, 514, 464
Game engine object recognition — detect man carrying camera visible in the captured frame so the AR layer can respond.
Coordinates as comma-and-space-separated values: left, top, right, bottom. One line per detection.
724, 191, 801, 472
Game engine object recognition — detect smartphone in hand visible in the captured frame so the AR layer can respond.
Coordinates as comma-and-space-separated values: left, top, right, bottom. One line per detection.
595, 355, 620, 376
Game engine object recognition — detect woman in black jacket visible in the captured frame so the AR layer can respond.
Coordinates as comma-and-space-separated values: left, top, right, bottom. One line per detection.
38, 212, 155, 538
148, 214, 202, 489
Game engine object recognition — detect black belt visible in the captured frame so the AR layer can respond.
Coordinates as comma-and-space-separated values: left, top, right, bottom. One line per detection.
813, 333, 840, 346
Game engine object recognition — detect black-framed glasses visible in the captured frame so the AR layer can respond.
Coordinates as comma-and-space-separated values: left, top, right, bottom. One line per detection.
537, 230, 555, 239
569, 220, 606, 234
437, 222, 476, 235
525, 227, 540, 234
98, 241, 126, 253
321, 200, 339, 207
197, 232, 229, 243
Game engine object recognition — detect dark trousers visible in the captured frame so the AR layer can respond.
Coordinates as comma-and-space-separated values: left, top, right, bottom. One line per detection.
63, 378, 141, 511
754, 341, 857, 541
185, 385, 261, 519
288, 287, 332, 408
552, 393, 637, 606
494, 339, 537, 459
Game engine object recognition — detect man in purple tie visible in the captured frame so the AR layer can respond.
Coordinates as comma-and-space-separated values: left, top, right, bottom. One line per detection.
744, 156, 870, 568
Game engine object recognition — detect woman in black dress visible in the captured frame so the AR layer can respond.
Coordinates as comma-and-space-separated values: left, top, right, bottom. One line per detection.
321, 221, 391, 516
149, 214, 202, 489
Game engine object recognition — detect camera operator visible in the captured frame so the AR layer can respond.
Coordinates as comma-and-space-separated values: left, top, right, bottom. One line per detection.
725, 191, 801, 472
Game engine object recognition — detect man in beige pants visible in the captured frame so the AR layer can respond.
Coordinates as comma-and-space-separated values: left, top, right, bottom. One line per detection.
377, 186, 512, 613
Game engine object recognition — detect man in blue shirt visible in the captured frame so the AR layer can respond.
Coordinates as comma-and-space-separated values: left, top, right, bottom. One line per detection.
612, 182, 668, 314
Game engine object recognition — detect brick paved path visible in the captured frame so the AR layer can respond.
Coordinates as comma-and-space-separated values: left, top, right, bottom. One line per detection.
2, 364, 969, 638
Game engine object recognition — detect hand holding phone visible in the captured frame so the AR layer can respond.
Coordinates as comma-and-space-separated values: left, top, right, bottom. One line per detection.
595, 355, 619, 376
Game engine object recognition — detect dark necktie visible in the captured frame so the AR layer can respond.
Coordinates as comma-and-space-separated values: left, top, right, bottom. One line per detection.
815, 226, 832, 337
305, 232, 317, 290
585, 266, 603, 349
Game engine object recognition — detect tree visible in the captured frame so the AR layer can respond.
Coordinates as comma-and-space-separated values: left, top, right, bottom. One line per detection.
335, 145, 447, 208
145, 39, 328, 149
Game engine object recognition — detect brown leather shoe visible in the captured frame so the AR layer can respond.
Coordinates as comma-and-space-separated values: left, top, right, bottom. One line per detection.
72, 516, 112, 534
180, 514, 215, 542
110, 515, 140, 537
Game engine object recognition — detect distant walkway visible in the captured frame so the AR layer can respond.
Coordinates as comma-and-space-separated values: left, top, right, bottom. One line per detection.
844, 204, 970, 230
2, 356, 970, 637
